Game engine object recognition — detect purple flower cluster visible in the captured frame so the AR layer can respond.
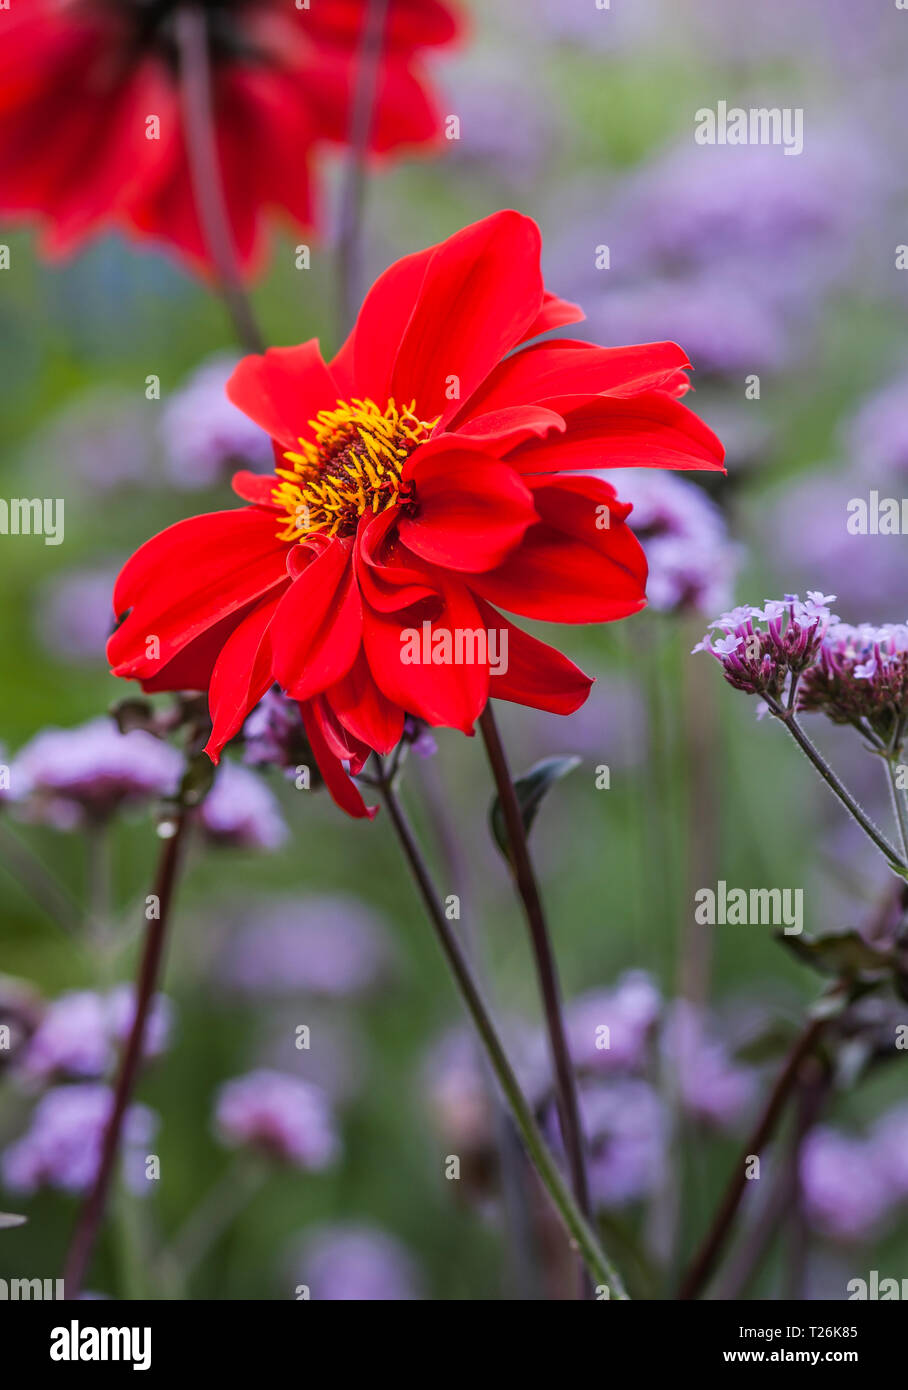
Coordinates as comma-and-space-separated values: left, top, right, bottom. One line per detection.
160, 355, 272, 490
213, 1070, 339, 1170
599, 469, 739, 616
798, 623, 908, 738
801, 1103, 908, 1243
1, 1084, 157, 1197
694, 594, 838, 699
17, 986, 171, 1085
8, 718, 181, 828
217, 896, 394, 1000
199, 761, 288, 851
35, 565, 118, 665
293, 1223, 421, 1300
424, 973, 754, 1211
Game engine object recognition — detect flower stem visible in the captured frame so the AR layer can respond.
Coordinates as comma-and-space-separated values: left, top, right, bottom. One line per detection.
477, 705, 594, 1271
0, 818, 82, 937
677, 1012, 828, 1300
336, 0, 389, 336
766, 701, 906, 875
175, 4, 264, 354
376, 764, 628, 1297
885, 757, 908, 867
63, 810, 191, 1297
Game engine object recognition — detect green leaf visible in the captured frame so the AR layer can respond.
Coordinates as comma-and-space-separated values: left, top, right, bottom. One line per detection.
778, 929, 894, 979
490, 756, 580, 862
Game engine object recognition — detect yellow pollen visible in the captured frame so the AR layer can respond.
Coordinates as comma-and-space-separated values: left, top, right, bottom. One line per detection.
274, 397, 438, 542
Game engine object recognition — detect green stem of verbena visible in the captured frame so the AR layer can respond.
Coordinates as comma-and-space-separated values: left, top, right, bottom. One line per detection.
376, 764, 629, 1298
477, 703, 595, 1296
765, 700, 907, 876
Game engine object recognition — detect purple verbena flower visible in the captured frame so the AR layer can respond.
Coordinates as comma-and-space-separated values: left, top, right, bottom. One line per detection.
213, 1070, 339, 1169
9, 719, 181, 828
1, 1084, 157, 1197
798, 622, 908, 738
217, 896, 394, 1000
160, 355, 272, 490
199, 761, 288, 851
694, 594, 837, 700
800, 1126, 893, 1242
598, 469, 739, 616
662, 1002, 757, 1129
293, 1223, 421, 1300
16, 986, 172, 1084
564, 972, 662, 1076
549, 1079, 666, 1210
35, 565, 118, 665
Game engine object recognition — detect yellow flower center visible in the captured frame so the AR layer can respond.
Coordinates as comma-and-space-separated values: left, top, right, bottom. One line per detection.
273, 397, 438, 542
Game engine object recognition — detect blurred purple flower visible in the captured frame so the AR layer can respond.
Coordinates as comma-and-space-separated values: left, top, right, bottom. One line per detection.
424, 1021, 547, 1153
160, 355, 272, 490
762, 469, 908, 624
800, 1126, 892, 1242
214, 1070, 339, 1170
599, 468, 740, 614
564, 972, 662, 1075
17, 986, 172, 1084
441, 58, 555, 187
518, 0, 657, 50
217, 896, 394, 1000
1, 1084, 157, 1197
847, 370, 908, 480
550, 1079, 666, 1209
662, 1001, 757, 1128
591, 274, 795, 377
294, 1223, 422, 1300
243, 690, 312, 778
9, 719, 181, 828
34, 566, 118, 665
199, 761, 288, 851
870, 1104, 908, 1197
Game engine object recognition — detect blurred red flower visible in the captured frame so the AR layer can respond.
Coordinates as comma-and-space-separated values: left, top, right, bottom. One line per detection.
109, 211, 725, 817
0, 0, 460, 276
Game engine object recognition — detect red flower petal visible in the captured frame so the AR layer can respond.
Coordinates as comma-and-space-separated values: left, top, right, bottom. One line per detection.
271, 540, 362, 701
451, 404, 565, 455
231, 471, 280, 508
506, 392, 726, 474
300, 700, 377, 820
517, 291, 585, 345
468, 475, 647, 623
326, 647, 405, 755
108, 509, 290, 680
139, 604, 257, 695
363, 577, 488, 734
474, 598, 594, 715
331, 244, 434, 402
226, 342, 339, 450
455, 339, 692, 424
398, 440, 537, 572
204, 593, 283, 764
354, 509, 441, 613
389, 210, 545, 426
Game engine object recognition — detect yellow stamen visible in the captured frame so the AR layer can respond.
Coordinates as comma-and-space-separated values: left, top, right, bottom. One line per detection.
273, 397, 438, 544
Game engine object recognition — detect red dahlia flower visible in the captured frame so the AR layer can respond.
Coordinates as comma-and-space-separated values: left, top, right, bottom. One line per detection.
0, 0, 459, 275
108, 211, 725, 817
